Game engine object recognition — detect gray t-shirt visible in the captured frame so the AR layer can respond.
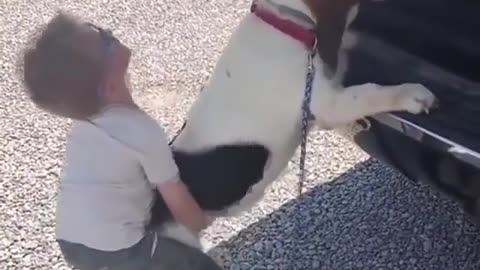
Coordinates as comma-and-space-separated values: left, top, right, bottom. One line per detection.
55, 106, 179, 251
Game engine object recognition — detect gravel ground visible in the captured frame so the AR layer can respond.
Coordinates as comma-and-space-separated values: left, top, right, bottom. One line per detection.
2, 0, 480, 269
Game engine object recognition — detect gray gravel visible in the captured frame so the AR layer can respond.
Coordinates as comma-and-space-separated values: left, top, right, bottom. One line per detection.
2, 0, 480, 269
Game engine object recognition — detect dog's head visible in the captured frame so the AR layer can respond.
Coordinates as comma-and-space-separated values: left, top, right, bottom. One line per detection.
302, 0, 359, 77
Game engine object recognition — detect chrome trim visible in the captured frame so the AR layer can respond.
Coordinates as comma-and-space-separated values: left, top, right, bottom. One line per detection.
372, 113, 480, 169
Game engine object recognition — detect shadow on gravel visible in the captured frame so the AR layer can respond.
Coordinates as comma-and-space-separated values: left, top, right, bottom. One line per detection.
207, 158, 480, 270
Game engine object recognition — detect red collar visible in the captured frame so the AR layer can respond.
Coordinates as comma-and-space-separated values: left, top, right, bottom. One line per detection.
250, 1, 316, 49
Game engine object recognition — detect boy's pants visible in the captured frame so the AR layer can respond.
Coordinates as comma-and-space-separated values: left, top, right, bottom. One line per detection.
57, 230, 224, 270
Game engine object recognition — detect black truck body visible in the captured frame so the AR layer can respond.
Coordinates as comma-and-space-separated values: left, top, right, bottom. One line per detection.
341, 0, 480, 216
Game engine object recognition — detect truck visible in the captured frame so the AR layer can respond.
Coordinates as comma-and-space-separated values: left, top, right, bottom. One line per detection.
338, 0, 480, 218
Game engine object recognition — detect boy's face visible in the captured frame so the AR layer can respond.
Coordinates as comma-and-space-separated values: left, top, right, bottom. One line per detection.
79, 23, 132, 103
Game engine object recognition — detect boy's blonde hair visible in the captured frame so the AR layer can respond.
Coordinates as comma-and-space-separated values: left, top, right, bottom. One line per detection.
21, 11, 104, 119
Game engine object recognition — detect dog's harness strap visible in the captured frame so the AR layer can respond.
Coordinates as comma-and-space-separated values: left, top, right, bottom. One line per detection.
168, 121, 186, 146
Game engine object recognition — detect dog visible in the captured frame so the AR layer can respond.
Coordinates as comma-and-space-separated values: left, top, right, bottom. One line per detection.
149, 0, 437, 250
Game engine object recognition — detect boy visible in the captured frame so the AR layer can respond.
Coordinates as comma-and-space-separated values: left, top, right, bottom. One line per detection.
21, 11, 222, 270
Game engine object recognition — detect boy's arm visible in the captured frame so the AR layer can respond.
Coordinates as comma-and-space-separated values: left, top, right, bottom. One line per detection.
156, 175, 209, 234
137, 124, 209, 235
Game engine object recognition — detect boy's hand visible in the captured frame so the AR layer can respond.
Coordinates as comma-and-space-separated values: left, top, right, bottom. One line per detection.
156, 177, 212, 235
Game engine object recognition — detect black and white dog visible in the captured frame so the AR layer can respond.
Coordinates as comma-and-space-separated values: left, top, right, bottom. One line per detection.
150, 0, 437, 250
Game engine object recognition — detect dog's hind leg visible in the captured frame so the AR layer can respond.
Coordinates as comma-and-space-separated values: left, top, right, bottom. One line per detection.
315, 82, 437, 129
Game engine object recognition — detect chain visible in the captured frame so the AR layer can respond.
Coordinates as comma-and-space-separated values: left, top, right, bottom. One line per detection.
288, 38, 318, 270
297, 40, 317, 196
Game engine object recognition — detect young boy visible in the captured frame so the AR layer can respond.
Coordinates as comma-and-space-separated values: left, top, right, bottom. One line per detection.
21, 11, 222, 270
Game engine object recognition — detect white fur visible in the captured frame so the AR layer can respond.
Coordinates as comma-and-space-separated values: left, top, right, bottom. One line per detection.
159, 223, 202, 248
163, 0, 436, 249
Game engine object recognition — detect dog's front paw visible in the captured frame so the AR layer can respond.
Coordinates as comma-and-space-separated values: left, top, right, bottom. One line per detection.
396, 83, 438, 114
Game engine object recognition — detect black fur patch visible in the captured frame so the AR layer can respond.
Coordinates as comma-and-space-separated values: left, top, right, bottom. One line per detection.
149, 144, 270, 228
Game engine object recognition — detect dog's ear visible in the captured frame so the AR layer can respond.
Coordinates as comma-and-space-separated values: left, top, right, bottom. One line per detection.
303, 0, 358, 77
